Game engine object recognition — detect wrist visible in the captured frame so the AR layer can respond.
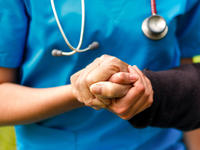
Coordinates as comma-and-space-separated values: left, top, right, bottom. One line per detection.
64, 85, 84, 108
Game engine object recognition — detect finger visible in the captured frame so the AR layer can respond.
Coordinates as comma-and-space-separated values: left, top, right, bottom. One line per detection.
130, 65, 147, 88
72, 55, 129, 108
109, 72, 138, 84
94, 95, 112, 105
85, 98, 107, 110
133, 97, 152, 116
107, 84, 145, 116
76, 58, 106, 107
130, 65, 152, 98
91, 106, 101, 110
128, 66, 144, 82
131, 65, 143, 78
70, 69, 84, 85
75, 56, 116, 106
119, 94, 151, 120
90, 98, 108, 108
129, 65, 148, 94
80, 55, 129, 107
86, 55, 129, 85
90, 81, 132, 99
132, 76, 154, 116
116, 66, 153, 119
71, 58, 100, 101
90, 98, 109, 110
112, 66, 147, 118
107, 66, 152, 119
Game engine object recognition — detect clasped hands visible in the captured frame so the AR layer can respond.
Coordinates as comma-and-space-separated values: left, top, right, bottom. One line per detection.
71, 55, 153, 120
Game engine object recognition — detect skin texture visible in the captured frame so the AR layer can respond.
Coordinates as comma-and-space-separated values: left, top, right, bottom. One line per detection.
71, 55, 154, 120
0, 67, 83, 125
0, 54, 153, 125
90, 65, 153, 120
184, 129, 200, 150
70, 55, 131, 109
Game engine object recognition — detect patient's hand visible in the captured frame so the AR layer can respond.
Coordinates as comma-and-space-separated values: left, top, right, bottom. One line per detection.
90, 65, 153, 119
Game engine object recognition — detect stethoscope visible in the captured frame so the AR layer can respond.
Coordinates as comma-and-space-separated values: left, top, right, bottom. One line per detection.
51, 0, 168, 56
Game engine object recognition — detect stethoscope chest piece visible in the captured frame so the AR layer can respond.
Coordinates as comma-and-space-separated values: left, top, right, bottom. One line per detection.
142, 15, 168, 40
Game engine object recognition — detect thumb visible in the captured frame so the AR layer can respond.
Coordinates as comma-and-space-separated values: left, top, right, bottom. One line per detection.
90, 81, 131, 98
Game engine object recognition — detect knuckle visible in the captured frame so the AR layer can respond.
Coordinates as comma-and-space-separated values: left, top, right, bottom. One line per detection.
94, 57, 100, 62
74, 82, 80, 90
84, 103, 91, 107
140, 72, 145, 78
109, 56, 119, 62
70, 75, 76, 84
86, 75, 94, 85
77, 97, 83, 103
115, 107, 128, 115
147, 78, 152, 87
74, 79, 81, 89
147, 97, 153, 106
100, 63, 120, 73
106, 86, 116, 98
136, 84, 145, 93
102, 55, 118, 64
100, 54, 110, 60
120, 115, 130, 120
109, 64, 120, 73
93, 107, 101, 110
85, 100, 93, 107
144, 90, 150, 98
91, 57, 101, 66
116, 72, 125, 82
70, 70, 82, 82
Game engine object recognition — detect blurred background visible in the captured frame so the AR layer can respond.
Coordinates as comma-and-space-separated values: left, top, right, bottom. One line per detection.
0, 127, 16, 150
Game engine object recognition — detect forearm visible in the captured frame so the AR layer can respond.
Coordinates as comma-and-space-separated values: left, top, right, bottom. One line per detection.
184, 129, 200, 150
0, 83, 83, 126
129, 63, 200, 131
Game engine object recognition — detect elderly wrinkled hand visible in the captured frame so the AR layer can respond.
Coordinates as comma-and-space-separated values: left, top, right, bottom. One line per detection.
70, 55, 132, 109
90, 65, 154, 119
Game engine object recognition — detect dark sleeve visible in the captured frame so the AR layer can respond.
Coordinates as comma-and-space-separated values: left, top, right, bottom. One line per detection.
129, 63, 200, 131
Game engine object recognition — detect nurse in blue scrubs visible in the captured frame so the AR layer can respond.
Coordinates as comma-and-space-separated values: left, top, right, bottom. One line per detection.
0, 0, 200, 150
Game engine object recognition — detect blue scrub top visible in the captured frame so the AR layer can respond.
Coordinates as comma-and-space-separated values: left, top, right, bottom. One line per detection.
1, 0, 200, 150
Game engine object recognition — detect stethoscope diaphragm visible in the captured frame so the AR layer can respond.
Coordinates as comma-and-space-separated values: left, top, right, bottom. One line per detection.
142, 15, 168, 40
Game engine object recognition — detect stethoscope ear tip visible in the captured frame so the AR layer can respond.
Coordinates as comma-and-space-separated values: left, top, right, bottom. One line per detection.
52, 49, 63, 56
88, 41, 99, 50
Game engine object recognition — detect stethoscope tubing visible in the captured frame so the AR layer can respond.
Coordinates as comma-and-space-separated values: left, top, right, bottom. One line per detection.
51, 0, 167, 56
51, 0, 91, 55
151, 0, 157, 15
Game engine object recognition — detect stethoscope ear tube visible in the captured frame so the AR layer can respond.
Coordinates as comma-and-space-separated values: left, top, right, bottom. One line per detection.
51, 42, 99, 56
50, 0, 99, 56
51, 0, 168, 57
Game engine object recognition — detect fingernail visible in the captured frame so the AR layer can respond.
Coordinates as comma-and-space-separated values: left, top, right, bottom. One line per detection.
91, 84, 102, 95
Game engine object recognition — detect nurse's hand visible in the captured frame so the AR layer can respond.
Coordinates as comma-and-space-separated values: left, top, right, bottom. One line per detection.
70, 55, 131, 109
90, 65, 154, 119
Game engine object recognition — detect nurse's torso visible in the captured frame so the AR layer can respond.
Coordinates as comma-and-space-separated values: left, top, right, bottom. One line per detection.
16, 0, 195, 149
